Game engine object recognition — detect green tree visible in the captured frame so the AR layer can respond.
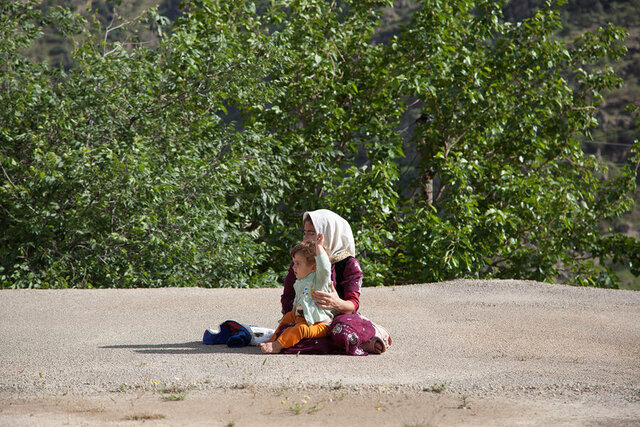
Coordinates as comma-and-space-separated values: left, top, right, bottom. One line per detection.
392, 0, 639, 287
1, 0, 281, 288
1, 0, 638, 289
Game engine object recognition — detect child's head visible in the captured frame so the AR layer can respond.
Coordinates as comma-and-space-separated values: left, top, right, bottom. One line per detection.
290, 240, 316, 280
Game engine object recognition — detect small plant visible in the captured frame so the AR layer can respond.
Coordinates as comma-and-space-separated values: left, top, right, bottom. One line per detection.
330, 391, 346, 402
162, 394, 186, 401
159, 386, 185, 394
289, 394, 319, 415
306, 403, 323, 414
158, 386, 187, 401
289, 403, 303, 415
422, 383, 447, 393
229, 368, 255, 390
124, 413, 165, 421
458, 395, 471, 410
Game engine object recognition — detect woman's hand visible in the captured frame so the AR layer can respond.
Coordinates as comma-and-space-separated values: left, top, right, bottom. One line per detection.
313, 282, 340, 309
313, 282, 355, 314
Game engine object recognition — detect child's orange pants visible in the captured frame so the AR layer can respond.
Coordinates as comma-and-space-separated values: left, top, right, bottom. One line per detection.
270, 310, 330, 349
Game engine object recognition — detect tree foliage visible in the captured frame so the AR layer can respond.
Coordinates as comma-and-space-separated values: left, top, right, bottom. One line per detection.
392, 0, 638, 287
1, 0, 638, 289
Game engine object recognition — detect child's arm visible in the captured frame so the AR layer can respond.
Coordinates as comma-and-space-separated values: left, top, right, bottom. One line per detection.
314, 233, 331, 290
315, 233, 325, 256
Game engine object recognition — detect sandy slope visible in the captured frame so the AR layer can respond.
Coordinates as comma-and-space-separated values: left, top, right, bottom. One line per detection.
1, 280, 639, 426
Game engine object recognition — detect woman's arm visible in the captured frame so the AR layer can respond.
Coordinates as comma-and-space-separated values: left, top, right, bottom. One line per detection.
313, 257, 362, 314
313, 283, 356, 313
342, 290, 360, 313
337, 257, 362, 311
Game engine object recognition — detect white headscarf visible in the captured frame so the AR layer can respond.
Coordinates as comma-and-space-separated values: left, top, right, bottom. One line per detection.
303, 209, 356, 264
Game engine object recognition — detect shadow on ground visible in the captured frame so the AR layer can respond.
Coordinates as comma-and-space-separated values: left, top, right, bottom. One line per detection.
99, 341, 260, 355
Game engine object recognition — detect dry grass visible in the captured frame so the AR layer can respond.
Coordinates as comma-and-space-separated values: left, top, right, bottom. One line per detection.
124, 413, 166, 421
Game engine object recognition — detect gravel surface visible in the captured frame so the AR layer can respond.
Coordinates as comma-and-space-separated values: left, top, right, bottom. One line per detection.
1, 279, 639, 425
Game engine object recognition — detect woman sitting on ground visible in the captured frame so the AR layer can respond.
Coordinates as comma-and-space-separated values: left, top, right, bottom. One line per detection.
277, 209, 390, 355
280, 209, 363, 317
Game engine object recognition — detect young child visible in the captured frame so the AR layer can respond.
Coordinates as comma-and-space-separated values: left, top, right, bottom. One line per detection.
260, 233, 333, 353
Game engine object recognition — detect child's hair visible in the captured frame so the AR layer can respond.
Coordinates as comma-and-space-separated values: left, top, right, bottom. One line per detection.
290, 240, 316, 265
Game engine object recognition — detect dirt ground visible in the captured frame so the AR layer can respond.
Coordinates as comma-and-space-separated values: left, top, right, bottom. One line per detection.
1, 280, 639, 426
4, 387, 635, 426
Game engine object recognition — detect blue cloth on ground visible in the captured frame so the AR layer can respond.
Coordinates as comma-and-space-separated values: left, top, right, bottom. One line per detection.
203, 320, 252, 347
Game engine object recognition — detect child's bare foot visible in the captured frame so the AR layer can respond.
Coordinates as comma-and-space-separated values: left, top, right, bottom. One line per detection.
260, 341, 283, 354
